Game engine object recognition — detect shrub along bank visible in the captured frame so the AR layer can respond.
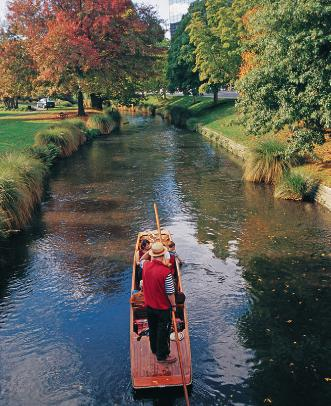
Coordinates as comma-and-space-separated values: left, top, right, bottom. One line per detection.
0, 112, 120, 238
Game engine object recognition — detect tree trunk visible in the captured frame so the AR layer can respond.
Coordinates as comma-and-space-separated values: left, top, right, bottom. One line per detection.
213, 87, 219, 104
192, 88, 198, 104
3, 97, 17, 109
90, 93, 103, 110
77, 89, 86, 116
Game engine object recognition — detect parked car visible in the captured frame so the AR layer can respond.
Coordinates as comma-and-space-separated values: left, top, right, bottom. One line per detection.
36, 98, 55, 109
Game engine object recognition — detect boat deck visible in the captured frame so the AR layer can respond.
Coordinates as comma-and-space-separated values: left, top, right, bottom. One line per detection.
131, 335, 191, 388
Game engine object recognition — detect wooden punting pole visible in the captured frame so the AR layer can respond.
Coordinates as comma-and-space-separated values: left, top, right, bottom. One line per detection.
172, 311, 190, 405
153, 203, 162, 242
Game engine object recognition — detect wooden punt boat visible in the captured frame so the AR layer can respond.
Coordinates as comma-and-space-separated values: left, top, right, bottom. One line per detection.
130, 228, 192, 389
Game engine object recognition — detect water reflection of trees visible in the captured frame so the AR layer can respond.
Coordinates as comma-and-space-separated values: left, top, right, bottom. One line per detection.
238, 255, 331, 406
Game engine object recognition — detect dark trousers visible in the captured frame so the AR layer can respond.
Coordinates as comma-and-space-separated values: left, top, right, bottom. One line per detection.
147, 307, 171, 361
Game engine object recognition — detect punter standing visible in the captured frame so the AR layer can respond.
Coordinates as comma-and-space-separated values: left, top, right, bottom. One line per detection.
142, 242, 177, 364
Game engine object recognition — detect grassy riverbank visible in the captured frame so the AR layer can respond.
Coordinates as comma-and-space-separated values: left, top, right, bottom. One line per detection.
0, 119, 88, 237
142, 96, 331, 189
0, 109, 120, 238
144, 96, 257, 147
0, 107, 116, 153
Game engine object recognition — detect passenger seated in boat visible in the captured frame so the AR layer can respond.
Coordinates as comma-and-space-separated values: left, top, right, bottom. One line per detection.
136, 239, 150, 285
166, 241, 182, 275
136, 239, 150, 265
169, 242, 182, 262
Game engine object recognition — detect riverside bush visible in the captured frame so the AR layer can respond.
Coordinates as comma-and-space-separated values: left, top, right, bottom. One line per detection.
136, 103, 156, 116
87, 114, 114, 134
0, 120, 97, 238
59, 120, 87, 145
103, 108, 121, 128
148, 105, 156, 116
0, 208, 9, 238
164, 106, 191, 128
274, 171, 319, 201
244, 140, 298, 184
62, 118, 87, 132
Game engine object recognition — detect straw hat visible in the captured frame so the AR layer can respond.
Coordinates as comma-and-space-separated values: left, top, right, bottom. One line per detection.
149, 242, 167, 257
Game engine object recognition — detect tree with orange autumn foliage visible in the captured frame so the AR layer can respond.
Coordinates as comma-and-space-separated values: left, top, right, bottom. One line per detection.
6, 0, 164, 114
0, 30, 36, 108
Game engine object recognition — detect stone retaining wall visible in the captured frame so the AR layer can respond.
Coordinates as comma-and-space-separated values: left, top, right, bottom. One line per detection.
316, 185, 331, 211
195, 124, 249, 161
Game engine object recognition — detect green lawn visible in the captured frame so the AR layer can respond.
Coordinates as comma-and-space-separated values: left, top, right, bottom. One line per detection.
0, 119, 55, 153
145, 95, 213, 112
186, 101, 259, 148
0, 106, 80, 153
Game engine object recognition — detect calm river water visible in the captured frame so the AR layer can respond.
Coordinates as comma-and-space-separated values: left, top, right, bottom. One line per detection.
0, 115, 330, 406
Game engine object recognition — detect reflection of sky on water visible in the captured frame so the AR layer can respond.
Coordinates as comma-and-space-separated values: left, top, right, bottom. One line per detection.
170, 214, 253, 404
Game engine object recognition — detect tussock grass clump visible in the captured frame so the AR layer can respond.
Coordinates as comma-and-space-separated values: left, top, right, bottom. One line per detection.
0, 207, 9, 238
0, 177, 19, 234
34, 125, 81, 157
136, 103, 156, 116
87, 114, 114, 135
59, 119, 87, 145
32, 120, 86, 162
148, 105, 156, 116
244, 140, 297, 184
274, 171, 319, 201
0, 153, 47, 231
26, 144, 61, 168
0, 120, 91, 237
62, 118, 87, 132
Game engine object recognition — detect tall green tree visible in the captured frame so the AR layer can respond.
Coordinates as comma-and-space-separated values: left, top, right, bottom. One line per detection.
186, 0, 222, 103
210, 0, 255, 79
167, 11, 201, 102
186, 0, 249, 103
142, 39, 169, 99
236, 0, 331, 154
